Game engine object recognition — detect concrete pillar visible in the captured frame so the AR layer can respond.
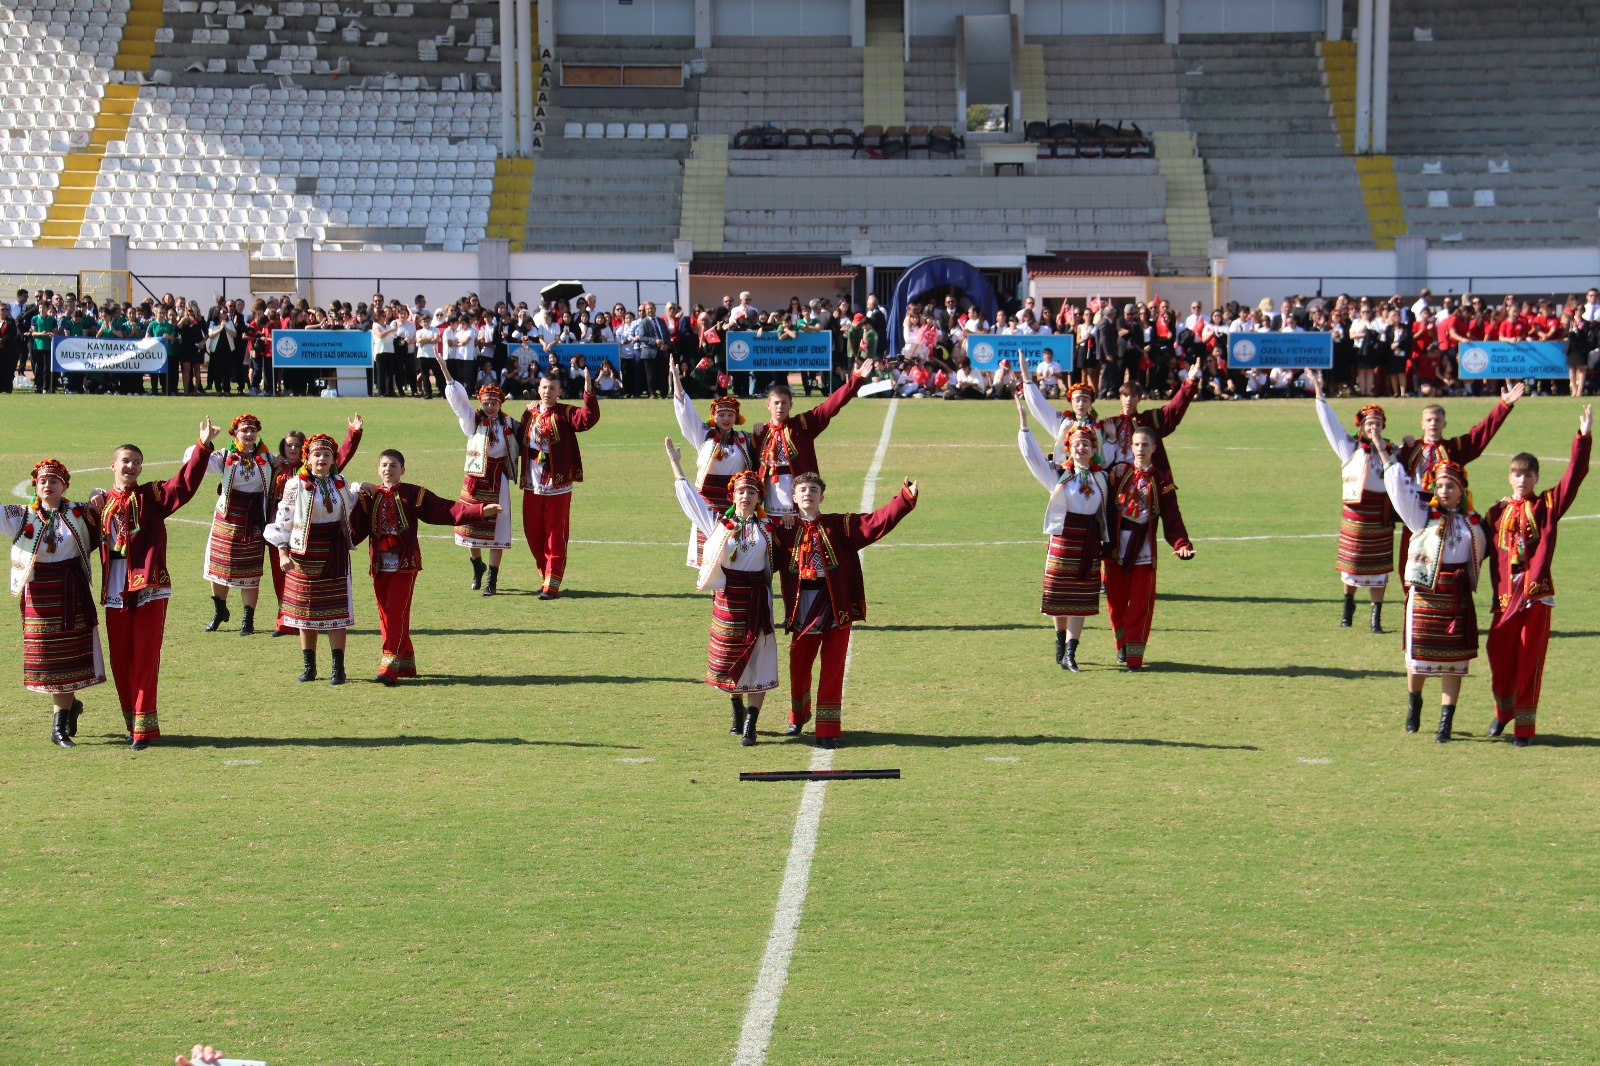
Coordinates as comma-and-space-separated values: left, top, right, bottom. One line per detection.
1163, 0, 1180, 45
499, 0, 516, 155
109, 234, 129, 271
1354, 0, 1372, 154
537, 0, 553, 48
695, 0, 711, 49
850, 0, 865, 46
295, 237, 314, 301
1325, 0, 1343, 40
1371, 0, 1390, 153
674, 239, 693, 309
516, 0, 534, 156
1394, 235, 1427, 295
478, 238, 512, 305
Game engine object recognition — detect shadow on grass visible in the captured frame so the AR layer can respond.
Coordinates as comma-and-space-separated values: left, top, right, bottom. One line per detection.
1158, 661, 1390, 679
1163, 592, 1329, 606
870, 623, 1044, 633
1499, 733, 1600, 748
846, 731, 1259, 752
1552, 631, 1600, 640
498, 589, 703, 601
407, 673, 699, 687
151, 735, 638, 749
408, 628, 628, 636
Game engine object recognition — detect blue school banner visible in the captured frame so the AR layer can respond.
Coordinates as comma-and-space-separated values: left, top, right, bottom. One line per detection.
1225, 331, 1332, 369
1458, 341, 1567, 380
967, 334, 1075, 374
271, 329, 374, 368
725, 331, 833, 372
52, 335, 168, 374
548, 342, 621, 371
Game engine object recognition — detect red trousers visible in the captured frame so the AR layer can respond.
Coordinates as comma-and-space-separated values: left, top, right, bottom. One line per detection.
789, 623, 852, 739
1488, 603, 1552, 738
270, 549, 293, 633
1104, 559, 1159, 669
104, 598, 167, 741
522, 490, 572, 594
373, 571, 418, 678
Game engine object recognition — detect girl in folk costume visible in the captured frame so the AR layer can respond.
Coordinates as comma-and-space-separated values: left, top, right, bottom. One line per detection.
3, 459, 104, 747
1015, 392, 1112, 673
266, 424, 364, 636
1311, 372, 1397, 633
1023, 376, 1119, 467
352, 449, 502, 685
437, 352, 518, 596
515, 368, 600, 599
665, 442, 777, 745
1376, 439, 1487, 743
265, 433, 360, 685
85, 421, 218, 749
189, 412, 362, 634
1104, 426, 1195, 671
749, 357, 875, 520
670, 358, 754, 567
1391, 383, 1521, 563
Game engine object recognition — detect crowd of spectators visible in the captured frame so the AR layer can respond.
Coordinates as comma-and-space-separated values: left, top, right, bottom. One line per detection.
4, 283, 1598, 403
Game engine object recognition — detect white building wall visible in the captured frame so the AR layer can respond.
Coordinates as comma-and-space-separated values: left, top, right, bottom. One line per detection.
711, 0, 851, 37
1179, 0, 1323, 34
910, 0, 1008, 37
556, 0, 696, 36
1023, 0, 1163, 36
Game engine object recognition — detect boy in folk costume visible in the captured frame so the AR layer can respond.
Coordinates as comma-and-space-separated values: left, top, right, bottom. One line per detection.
190, 412, 361, 634
515, 368, 600, 599
1481, 405, 1591, 746
770, 469, 919, 748
352, 449, 502, 685
1311, 373, 1397, 633
3, 459, 103, 747
1100, 360, 1204, 474
265, 433, 360, 685
1023, 378, 1117, 466
665, 443, 777, 745
1104, 426, 1195, 671
750, 358, 876, 520
1015, 393, 1112, 673
1391, 383, 1522, 561
266, 426, 364, 636
84, 420, 219, 749
670, 358, 755, 567
1375, 438, 1487, 743
437, 352, 518, 596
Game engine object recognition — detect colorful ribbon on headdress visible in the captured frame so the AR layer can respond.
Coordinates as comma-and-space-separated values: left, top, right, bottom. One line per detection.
1068, 381, 1096, 402
728, 469, 762, 497
230, 413, 262, 434
709, 395, 745, 425
1353, 404, 1386, 430
30, 457, 70, 488
304, 432, 338, 456
477, 384, 503, 404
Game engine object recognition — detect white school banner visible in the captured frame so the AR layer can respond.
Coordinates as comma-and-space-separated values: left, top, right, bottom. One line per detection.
52, 335, 169, 374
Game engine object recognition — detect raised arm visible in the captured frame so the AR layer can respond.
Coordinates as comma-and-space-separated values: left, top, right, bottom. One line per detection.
1445, 384, 1519, 464
845, 480, 918, 550
154, 420, 219, 515
336, 414, 364, 472
570, 380, 600, 432
1548, 407, 1592, 519
1382, 453, 1431, 534
1149, 365, 1200, 435
1022, 379, 1065, 437
1314, 396, 1358, 463
673, 386, 709, 450
415, 485, 491, 527
793, 360, 871, 435
665, 436, 720, 535
444, 378, 477, 436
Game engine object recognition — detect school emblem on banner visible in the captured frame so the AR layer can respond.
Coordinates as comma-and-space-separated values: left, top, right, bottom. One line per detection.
728, 338, 750, 363
972, 341, 995, 365
1459, 346, 1489, 375
275, 335, 299, 360
1230, 338, 1257, 364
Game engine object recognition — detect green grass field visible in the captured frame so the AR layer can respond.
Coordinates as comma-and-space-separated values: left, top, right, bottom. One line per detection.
2, 389, 1598, 1065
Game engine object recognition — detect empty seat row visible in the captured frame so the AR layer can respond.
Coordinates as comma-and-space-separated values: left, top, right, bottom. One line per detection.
564, 122, 689, 140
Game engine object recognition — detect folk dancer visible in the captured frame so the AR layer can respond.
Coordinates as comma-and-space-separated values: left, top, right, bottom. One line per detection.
1104, 426, 1195, 671
515, 368, 600, 599
670, 358, 755, 567
1392, 383, 1521, 562
1481, 405, 1591, 746
1376, 441, 1487, 742
1311, 373, 1397, 632
3, 459, 103, 747
265, 433, 360, 685
1100, 360, 1203, 473
1023, 377, 1118, 467
85, 420, 218, 749
1016, 392, 1111, 672
437, 352, 518, 595
770, 470, 919, 747
352, 449, 501, 685
665, 442, 776, 744
267, 425, 363, 636
750, 358, 875, 520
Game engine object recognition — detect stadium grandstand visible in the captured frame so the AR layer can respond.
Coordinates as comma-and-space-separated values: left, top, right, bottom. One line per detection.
3, 0, 1598, 312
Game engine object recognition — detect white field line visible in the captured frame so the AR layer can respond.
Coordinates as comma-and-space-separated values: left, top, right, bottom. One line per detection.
732, 397, 899, 1066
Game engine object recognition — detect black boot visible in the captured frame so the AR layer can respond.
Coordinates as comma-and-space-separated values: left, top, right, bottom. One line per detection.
51, 710, 74, 747
469, 556, 486, 590
1116, 646, 1127, 666
1405, 690, 1422, 733
730, 696, 747, 735
1370, 602, 1385, 634
67, 698, 83, 738
783, 710, 810, 738
481, 565, 498, 597
298, 649, 317, 682
239, 604, 255, 636
1512, 735, 1533, 748
204, 595, 231, 632
742, 707, 760, 746
1062, 638, 1080, 673
1436, 703, 1456, 743
1054, 629, 1067, 666
1340, 590, 1356, 627
1486, 716, 1507, 738
329, 648, 346, 686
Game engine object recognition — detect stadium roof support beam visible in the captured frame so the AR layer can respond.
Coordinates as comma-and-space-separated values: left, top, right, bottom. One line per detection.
500, 0, 516, 156
517, 0, 535, 156
1354, 0, 1372, 154
1325, 0, 1343, 40
1351, 0, 1389, 154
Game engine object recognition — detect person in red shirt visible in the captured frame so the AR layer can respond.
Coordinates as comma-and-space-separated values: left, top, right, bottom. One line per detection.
1483, 404, 1592, 745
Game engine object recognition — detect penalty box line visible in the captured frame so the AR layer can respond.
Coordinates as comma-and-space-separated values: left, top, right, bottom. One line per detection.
731, 397, 900, 1066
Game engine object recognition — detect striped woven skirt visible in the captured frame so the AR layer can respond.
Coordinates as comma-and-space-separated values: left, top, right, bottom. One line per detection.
203, 489, 267, 588
454, 456, 511, 549
1405, 563, 1478, 676
706, 568, 778, 693
685, 473, 735, 568
1041, 516, 1102, 617
1336, 490, 1395, 587
20, 559, 105, 694
280, 522, 355, 631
